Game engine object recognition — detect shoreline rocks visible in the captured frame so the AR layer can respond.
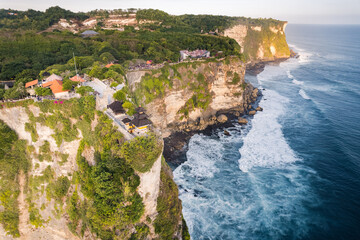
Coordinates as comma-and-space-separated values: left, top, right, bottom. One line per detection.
246, 58, 289, 76
217, 114, 228, 123
163, 87, 263, 166
238, 117, 248, 124
249, 110, 256, 115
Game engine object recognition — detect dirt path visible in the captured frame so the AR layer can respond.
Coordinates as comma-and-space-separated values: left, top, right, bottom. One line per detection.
18, 171, 30, 239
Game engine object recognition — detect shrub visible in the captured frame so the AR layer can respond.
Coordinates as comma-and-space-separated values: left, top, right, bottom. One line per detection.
154, 161, 182, 239
122, 101, 136, 116
47, 176, 70, 201
35, 87, 52, 96
130, 224, 150, 240
113, 89, 126, 102
25, 122, 38, 142
76, 86, 94, 96
120, 134, 163, 173
230, 72, 241, 85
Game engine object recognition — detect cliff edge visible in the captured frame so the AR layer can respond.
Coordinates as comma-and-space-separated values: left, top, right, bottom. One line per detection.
127, 57, 259, 137
224, 21, 290, 62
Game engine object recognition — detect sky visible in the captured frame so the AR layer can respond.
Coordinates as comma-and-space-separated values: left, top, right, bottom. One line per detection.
0, 0, 359, 24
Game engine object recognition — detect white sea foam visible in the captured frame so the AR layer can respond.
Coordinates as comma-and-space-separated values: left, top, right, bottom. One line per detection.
174, 134, 223, 179
286, 70, 294, 79
293, 79, 304, 85
299, 89, 311, 99
289, 43, 313, 64
238, 89, 299, 172
286, 69, 304, 85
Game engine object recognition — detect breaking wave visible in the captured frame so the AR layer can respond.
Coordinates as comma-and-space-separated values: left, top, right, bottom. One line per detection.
238, 90, 299, 172
299, 89, 311, 100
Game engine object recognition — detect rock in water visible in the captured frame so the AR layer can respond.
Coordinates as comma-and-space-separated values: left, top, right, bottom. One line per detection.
238, 117, 248, 125
224, 130, 231, 136
252, 88, 259, 98
249, 110, 257, 116
256, 106, 263, 111
217, 114, 228, 123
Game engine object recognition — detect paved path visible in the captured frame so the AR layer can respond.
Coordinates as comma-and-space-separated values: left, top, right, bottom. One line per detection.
105, 110, 134, 140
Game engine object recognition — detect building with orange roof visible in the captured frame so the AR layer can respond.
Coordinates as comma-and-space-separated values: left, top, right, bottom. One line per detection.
70, 75, 86, 83
42, 80, 69, 98
25, 79, 38, 88
105, 63, 115, 68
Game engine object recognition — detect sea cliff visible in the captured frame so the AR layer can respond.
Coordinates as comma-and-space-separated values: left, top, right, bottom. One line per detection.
0, 99, 186, 240
127, 57, 259, 137
224, 21, 290, 62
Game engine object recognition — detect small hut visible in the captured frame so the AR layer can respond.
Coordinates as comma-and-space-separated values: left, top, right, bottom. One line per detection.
107, 101, 125, 115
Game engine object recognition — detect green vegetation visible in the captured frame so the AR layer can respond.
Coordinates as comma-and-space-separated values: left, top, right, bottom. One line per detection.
95, 111, 124, 154
154, 159, 183, 239
137, 9, 286, 34
0, 7, 88, 31
134, 71, 171, 104
130, 224, 150, 240
230, 72, 241, 85
178, 72, 212, 119
62, 78, 79, 91
46, 176, 70, 201
122, 101, 136, 116
243, 28, 290, 60
113, 89, 126, 101
120, 134, 163, 173
29, 205, 46, 228
76, 86, 94, 96
182, 217, 191, 240
25, 122, 39, 142
70, 143, 144, 239
35, 87, 52, 96
0, 120, 30, 237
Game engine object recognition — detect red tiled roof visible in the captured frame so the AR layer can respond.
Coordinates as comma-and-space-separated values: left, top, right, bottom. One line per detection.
70, 75, 85, 82
42, 80, 69, 94
25, 79, 38, 88
105, 63, 115, 68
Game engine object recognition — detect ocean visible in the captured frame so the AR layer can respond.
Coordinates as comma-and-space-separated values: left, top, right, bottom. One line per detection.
173, 24, 360, 240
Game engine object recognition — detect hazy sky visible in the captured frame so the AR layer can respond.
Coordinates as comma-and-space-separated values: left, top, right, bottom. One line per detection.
1, 0, 359, 24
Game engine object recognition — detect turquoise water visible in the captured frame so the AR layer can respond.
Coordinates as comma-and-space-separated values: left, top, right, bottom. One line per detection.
173, 24, 360, 239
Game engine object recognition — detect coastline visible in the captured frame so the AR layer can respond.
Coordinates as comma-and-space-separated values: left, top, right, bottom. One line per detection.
164, 88, 263, 168
163, 54, 299, 167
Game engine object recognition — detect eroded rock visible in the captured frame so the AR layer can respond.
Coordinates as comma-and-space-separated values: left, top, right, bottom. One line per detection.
217, 114, 228, 123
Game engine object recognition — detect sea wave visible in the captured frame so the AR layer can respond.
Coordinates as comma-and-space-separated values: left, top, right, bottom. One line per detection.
299, 89, 311, 99
286, 69, 304, 85
288, 43, 313, 64
238, 89, 299, 172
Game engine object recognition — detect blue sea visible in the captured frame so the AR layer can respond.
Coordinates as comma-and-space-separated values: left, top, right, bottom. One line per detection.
173, 24, 360, 240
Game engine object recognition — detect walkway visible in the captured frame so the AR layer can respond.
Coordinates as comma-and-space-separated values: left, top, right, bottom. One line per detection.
105, 110, 134, 140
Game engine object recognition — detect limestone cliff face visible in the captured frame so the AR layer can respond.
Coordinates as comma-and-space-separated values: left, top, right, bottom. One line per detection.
0, 106, 80, 240
128, 57, 258, 137
224, 22, 290, 62
0, 103, 178, 240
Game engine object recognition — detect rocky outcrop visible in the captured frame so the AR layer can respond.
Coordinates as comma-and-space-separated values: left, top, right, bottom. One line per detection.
249, 110, 257, 115
238, 117, 248, 124
217, 114, 228, 123
223, 24, 248, 53
256, 106, 263, 111
132, 58, 259, 136
137, 152, 162, 220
